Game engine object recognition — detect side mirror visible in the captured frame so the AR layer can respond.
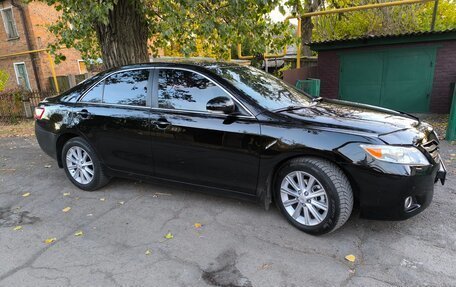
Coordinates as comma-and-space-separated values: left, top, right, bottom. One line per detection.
206, 96, 235, 114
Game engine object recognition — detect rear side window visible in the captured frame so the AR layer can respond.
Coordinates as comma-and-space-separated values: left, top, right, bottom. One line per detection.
158, 69, 229, 112
82, 82, 103, 103
103, 70, 149, 106
80, 69, 150, 106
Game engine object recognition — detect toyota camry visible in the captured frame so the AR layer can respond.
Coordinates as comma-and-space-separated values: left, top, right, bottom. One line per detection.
34, 61, 446, 235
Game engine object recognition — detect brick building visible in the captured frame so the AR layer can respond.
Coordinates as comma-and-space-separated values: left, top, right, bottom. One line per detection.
0, 0, 85, 92
308, 29, 456, 113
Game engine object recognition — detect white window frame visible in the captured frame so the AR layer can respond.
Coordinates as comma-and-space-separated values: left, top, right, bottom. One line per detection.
13, 62, 31, 91
77, 60, 87, 74
1, 6, 19, 40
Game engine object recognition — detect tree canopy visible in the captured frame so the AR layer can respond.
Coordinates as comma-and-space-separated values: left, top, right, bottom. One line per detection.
36, 0, 456, 67
38, 0, 294, 67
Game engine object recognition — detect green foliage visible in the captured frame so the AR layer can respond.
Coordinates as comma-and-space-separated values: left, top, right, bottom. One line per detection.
0, 70, 8, 92
34, 0, 295, 61
305, 0, 456, 42
149, 0, 296, 59
33, 0, 454, 64
275, 62, 292, 78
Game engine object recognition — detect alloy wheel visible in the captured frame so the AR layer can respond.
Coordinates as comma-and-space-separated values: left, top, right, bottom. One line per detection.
66, 146, 94, 185
280, 171, 329, 226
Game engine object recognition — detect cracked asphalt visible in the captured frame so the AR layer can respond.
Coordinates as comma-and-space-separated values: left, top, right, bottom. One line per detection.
0, 136, 456, 287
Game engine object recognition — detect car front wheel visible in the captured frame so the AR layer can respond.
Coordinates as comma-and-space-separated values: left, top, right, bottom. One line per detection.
62, 137, 110, 191
275, 157, 353, 235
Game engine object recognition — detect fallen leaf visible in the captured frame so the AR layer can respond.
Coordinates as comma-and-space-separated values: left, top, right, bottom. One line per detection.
44, 164, 52, 168
74, 230, 84, 236
63, 192, 70, 196
164, 232, 174, 239
194, 223, 202, 228
99, 198, 106, 201
44, 237, 57, 244
345, 254, 356, 263
258, 263, 273, 270
22, 192, 31, 197
62, 207, 71, 213
13, 226, 22, 231
145, 249, 152, 255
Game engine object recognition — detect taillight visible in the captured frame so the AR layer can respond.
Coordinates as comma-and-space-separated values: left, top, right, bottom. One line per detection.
34, 107, 45, 120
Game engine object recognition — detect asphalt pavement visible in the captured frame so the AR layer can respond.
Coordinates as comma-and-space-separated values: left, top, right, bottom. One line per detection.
0, 136, 455, 287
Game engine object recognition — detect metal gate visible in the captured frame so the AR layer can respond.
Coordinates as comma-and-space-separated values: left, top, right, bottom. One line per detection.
339, 47, 436, 112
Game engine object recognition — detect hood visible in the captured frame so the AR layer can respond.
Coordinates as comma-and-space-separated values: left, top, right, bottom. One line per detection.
283, 98, 431, 144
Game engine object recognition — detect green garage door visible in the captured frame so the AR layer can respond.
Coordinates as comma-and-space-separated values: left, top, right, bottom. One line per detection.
339, 47, 436, 112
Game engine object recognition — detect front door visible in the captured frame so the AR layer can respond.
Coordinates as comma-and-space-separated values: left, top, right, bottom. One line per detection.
74, 69, 153, 175
150, 68, 262, 194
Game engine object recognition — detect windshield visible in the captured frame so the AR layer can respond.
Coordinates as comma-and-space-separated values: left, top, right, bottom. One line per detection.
211, 65, 311, 111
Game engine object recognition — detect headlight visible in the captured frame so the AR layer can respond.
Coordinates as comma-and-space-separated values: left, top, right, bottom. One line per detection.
360, 144, 429, 165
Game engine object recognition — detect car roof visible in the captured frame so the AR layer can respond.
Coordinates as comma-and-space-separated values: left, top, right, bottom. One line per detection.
111, 59, 244, 73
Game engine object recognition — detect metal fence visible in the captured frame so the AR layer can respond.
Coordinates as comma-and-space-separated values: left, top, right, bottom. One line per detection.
0, 89, 55, 124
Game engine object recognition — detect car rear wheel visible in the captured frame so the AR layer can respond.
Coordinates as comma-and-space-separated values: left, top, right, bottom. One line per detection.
62, 137, 110, 191
275, 157, 353, 235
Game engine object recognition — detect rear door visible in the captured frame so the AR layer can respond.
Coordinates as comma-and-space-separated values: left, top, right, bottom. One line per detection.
149, 67, 262, 194
74, 68, 153, 175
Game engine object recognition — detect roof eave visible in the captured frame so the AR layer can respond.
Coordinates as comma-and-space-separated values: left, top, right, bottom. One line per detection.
309, 30, 456, 51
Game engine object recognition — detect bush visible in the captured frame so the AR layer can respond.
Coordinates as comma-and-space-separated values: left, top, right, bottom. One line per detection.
0, 88, 28, 124
0, 70, 9, 92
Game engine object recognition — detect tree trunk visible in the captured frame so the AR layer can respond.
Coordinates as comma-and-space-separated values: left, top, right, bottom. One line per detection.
300, 0, 322, 57
94, 0, 149, 69
300, 16, 313, 56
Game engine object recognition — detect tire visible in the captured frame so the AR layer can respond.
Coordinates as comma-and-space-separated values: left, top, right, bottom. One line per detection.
62, 137, 110, 191
274, 157, 353, 235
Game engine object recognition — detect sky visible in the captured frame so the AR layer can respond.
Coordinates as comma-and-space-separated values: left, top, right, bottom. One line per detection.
270, 5, 290, 22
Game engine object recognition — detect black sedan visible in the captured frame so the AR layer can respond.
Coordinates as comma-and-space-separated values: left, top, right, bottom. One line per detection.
35, 61, 446, 235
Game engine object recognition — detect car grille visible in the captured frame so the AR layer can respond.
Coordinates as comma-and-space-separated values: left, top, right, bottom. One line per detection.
421, 131, 440, 163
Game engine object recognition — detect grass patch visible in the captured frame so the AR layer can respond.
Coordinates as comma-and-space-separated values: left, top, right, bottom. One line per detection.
0, 120, 35, 138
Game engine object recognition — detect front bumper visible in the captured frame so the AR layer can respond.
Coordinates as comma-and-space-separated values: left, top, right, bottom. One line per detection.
344, 159, 445, 220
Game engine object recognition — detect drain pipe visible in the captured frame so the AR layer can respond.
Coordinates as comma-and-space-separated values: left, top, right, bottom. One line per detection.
11, 0, 42, 91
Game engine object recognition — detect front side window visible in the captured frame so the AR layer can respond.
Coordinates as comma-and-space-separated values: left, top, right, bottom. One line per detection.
158, 69, 230, 112
14, 63, 31, 90
2, 8, 18, 39
103, 70, 149, 106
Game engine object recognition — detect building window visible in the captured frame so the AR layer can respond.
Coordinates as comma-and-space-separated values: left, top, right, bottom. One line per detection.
1, 8, 19, 39
13, 63, 31, 91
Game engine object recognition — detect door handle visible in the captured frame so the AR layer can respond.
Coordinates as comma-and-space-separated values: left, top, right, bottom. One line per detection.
76, 109, 91, 118
153, 119, 170, 130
